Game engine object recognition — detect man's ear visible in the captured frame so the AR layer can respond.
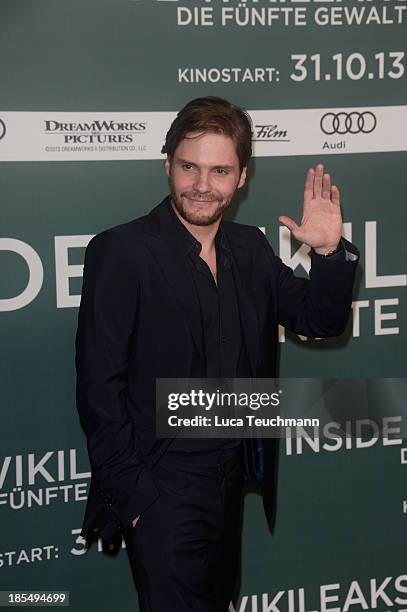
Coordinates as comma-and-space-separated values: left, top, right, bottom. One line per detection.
238, 166, 247, 189
165, 158, 171, 177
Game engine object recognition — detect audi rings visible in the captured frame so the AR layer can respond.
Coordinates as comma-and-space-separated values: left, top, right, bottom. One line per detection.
320, 112, 377, 135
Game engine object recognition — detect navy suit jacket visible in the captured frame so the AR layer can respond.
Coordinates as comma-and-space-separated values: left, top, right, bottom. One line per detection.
75, 196, 359, 543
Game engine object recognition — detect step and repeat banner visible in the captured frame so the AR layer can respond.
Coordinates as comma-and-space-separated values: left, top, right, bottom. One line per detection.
1, 0, 406, 610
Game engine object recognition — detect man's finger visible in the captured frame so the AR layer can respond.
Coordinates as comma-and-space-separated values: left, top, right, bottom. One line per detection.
313, 164, 324, 199
304, 168, 314, 201
331, 185, 340, 206
322, 173, 331, 200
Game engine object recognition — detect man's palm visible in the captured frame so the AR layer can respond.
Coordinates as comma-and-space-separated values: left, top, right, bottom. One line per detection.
279, 163, 342, 253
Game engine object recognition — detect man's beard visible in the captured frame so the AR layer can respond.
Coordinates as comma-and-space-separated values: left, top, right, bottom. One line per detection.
169, 182, 234, 227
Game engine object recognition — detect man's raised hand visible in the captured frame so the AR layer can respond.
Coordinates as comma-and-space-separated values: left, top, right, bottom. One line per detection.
278, 163, 343, 254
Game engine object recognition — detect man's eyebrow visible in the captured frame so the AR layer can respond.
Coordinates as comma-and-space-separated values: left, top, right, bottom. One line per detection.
176, 158, 197, 166
176, 158, 234, 170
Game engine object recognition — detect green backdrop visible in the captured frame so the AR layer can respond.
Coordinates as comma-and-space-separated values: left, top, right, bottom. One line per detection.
1, 0, 406, 610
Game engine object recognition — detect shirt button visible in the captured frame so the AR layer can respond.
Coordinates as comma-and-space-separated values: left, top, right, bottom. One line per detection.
221, 336, 227, 343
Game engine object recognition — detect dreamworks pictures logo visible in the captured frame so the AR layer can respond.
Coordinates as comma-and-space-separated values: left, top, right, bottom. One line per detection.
44, 118, 147, 145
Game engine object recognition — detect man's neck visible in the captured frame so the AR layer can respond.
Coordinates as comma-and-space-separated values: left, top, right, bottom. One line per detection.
170, 201, 221, 254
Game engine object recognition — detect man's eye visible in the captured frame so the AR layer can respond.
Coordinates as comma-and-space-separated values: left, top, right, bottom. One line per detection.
182, 163, 194, 171
215, 168, 228, 175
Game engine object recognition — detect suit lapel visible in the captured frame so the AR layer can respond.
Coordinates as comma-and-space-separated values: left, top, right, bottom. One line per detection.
144, 198, 259, 375
145, 199, 205, 365
223, 228, 259, 376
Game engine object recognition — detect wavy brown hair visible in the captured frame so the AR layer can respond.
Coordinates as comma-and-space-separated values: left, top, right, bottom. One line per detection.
162, 96, 253, 171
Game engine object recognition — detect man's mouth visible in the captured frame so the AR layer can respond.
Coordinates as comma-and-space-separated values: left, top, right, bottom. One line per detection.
183, 196, 218, 204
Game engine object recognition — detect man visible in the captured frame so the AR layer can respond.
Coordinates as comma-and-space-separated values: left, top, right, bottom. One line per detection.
75, 96, 359, 611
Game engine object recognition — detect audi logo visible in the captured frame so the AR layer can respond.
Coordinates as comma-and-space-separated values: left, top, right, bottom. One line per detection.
320, 111, 377, 135
0, 119, 5, 141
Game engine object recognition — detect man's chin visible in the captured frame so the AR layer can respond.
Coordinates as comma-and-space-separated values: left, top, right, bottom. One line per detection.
176, 200, 224, 226
183, 210, 222, 227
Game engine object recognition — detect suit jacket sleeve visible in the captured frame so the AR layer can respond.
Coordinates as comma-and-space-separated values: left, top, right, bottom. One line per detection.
75, 231, 159, 530
256, 228, 359, 337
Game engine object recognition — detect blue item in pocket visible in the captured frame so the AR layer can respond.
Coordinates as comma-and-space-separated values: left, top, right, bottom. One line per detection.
242, 437, 264, 485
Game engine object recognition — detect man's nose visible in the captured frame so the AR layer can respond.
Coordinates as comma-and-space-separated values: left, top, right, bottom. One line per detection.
193, 170, 211, 193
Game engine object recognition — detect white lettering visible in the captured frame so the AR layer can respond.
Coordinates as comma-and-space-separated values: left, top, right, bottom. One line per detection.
55, 234, 93, 308
0, 238, 43, 311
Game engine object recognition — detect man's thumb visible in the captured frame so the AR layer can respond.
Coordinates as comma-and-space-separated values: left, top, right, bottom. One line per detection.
278, 215, 299, 235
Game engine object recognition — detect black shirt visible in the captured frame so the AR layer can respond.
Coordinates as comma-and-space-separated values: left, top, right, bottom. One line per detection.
166, 200, 250, 453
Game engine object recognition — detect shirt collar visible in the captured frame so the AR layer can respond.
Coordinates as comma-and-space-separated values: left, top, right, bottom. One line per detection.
167, 197, 231, 259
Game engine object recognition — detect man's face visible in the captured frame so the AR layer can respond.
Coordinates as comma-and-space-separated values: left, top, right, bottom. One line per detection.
165, 131, 247, 227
